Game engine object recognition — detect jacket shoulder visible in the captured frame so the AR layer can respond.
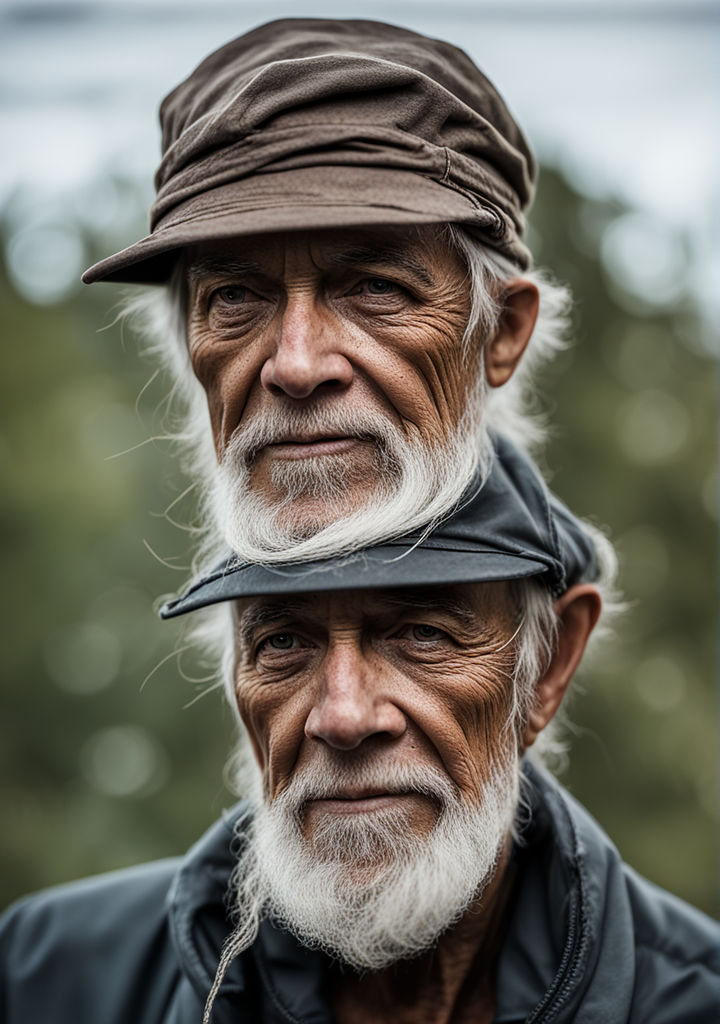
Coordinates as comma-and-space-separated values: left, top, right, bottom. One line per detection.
524, 768, 720, 1022
1, 859, 183, 1024
622, 865, 720, 1022
623, 863, 719, 964
1, 858, 180, 948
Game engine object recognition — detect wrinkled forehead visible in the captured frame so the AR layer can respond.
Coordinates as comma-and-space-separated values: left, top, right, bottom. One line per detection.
184, 223, 460, 283
233, 581, 515, 643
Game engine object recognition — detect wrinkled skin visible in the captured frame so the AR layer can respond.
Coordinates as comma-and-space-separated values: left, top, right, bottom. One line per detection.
186, 226, 474, 519
233, 582, 518, 833
231, 580, 600, 1024
185, 226, 538, 525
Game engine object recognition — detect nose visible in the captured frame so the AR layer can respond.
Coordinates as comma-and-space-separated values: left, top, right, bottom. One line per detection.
260, 296, 354, 400
305, 646, 406, 750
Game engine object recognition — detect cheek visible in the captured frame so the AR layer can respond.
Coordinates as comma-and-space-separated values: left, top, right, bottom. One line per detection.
409, 655, 516, 801
459, 669, 516, 765
234, 676, 270, 774
188, 329, 266, 452
380, 316, 477, 435
235, 673, 310, 797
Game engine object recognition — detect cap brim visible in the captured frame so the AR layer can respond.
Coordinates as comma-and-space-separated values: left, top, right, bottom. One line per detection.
159, 543, 548, 619
83, 165, 506, 285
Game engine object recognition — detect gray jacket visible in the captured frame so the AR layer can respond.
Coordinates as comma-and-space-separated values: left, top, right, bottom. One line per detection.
2, 766, 718, 1022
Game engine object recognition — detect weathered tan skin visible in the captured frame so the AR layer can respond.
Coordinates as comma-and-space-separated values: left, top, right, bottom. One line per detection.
233, 580, 601, 1024
185, 225, 538, 528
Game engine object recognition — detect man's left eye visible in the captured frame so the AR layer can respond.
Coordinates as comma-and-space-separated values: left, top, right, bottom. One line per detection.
264, 632, 298, 650
362, 278, 400, 296
212, 285, 248, 305
407, 624, 448, 642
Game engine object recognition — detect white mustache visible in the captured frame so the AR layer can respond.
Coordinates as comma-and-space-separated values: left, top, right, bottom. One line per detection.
276, 757, 458, 812
227, 404, 400, 464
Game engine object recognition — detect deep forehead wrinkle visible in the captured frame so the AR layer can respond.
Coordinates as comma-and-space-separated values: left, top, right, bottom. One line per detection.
375, 588, 479, 629
186, 255, 263, 281
329, 245, 437, 289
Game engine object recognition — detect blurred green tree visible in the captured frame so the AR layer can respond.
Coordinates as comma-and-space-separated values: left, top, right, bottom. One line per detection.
1, 166, 716, 914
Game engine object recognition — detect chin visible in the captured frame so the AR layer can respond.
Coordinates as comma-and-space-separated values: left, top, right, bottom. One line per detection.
272, 491, 371, 534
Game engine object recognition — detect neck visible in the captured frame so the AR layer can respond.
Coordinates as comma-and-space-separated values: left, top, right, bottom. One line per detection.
332, 840, 516, 1024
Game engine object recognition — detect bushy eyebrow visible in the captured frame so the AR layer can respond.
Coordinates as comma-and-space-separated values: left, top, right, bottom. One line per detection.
185, 246, 437, 290
237, 590, 479, 643
186, 256, 263, 281
328, 246, 436, 288
237, 600, 315, 650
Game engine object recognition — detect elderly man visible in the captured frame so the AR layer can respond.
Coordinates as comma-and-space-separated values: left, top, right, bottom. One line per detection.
2, 435, 717, 1022
4, 17, 717, 1024
82, 18, 560, 568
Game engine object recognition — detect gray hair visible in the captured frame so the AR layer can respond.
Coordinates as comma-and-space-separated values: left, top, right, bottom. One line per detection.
511, 518, 622, 771
445, 225, 571, 452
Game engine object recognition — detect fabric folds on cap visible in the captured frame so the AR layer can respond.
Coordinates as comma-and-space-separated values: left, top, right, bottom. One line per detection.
83, 18, 536, 284
159, 435, 598, 619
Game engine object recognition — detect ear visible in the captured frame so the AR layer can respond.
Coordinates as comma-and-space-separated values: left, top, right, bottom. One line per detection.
522, 584, 602, 748
484, 279, 539, 388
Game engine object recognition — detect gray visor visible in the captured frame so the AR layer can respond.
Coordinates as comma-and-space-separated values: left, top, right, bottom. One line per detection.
159, 435, 597, 619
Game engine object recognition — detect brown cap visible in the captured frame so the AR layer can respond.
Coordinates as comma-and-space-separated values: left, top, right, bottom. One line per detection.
83, 18, 536, 285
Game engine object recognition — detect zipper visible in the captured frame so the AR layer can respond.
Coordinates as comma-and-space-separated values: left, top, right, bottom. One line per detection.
525, 791, 588, 1023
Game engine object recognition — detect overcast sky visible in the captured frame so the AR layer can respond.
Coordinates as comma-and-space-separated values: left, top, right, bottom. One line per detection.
1, 0, 718, 312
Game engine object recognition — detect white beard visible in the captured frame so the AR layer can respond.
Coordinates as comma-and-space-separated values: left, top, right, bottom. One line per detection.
228, 749, 520, 972
210, 376, 490, 565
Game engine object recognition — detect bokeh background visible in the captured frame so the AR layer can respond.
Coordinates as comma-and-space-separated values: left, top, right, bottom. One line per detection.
2, 0, 718, 916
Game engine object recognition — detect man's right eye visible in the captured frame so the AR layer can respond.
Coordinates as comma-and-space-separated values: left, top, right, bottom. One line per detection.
255, 632, 308, 659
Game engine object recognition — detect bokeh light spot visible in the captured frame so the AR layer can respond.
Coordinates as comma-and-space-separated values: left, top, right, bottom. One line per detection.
616, 389, 689, 464
601, 212, 686, 308
44, 622, 122, 695
80, 725, 169, 798
6, 222, 85, 305
635, 655, 687, 713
